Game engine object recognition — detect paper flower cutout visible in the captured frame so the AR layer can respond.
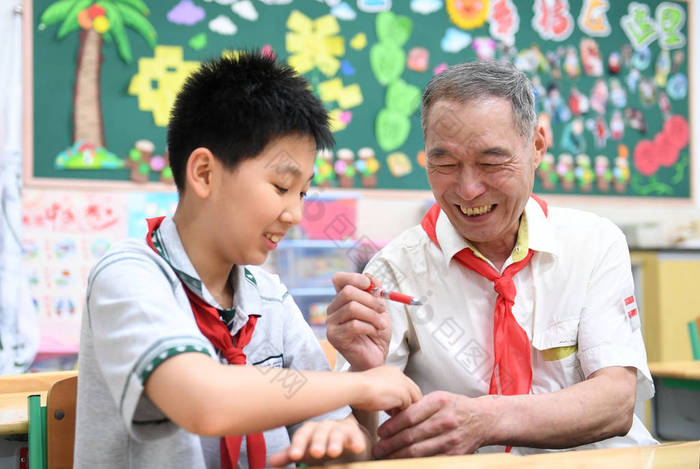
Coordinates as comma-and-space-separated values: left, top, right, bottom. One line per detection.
286, 10, 345, 77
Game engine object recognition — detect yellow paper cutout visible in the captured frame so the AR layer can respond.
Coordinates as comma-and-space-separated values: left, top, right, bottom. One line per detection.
324, 36, 345, 57
128, 46, 200, 127
287, 10, 312, 33
286, 10, 346, 78
350, 33, 367, 50
338, 84, 363, 109
313, 15, 340, 36
287, 53, 315, 75
328, 109, 347, 132
318, 78, 343, 102
285, 32, 305, 54
316, 55, 341, 77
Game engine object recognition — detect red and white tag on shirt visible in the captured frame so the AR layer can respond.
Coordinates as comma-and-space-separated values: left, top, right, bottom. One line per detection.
624, 295, 641, 332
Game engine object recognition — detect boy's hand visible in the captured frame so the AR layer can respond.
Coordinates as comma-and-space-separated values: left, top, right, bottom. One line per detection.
268, 415, 370, 467
351, 365, 422, 413
326, 272, 391, 371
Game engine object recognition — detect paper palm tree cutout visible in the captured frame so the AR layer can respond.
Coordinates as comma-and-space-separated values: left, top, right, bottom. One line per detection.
39, 0, 156, 150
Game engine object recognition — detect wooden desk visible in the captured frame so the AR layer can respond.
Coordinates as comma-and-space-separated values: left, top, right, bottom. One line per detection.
648, 361, 700, 441
0, 371, 77, 436
649, 360, 700, 380
317, 441, 700, 468
0, 392, 47, 435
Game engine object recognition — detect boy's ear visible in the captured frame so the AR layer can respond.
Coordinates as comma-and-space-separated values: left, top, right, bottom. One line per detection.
186, 148, 216, 198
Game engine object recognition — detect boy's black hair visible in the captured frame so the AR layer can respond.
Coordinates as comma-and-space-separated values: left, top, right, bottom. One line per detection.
167, 51, 335, 192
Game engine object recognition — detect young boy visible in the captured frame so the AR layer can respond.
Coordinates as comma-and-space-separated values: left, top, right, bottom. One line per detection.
74, 52, 420, 469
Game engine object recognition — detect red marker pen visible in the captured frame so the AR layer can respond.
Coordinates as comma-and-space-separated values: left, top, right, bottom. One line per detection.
365, 281, 422, 306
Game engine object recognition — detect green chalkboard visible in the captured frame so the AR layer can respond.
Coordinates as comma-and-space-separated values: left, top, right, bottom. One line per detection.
29, 0, 691, 198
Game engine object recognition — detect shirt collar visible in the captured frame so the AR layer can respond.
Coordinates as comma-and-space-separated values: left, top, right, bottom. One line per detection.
153, 217, 262, 325
524, 197, 560, 258
434, 197, 559, 270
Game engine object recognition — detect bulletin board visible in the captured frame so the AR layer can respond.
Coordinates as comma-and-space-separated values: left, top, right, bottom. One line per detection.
25, 0, 692, 198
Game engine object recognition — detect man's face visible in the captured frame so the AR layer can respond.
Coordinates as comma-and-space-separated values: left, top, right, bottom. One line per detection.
424, 98, 545, 252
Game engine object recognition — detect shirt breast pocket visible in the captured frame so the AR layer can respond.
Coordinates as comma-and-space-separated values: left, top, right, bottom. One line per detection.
531, 319, 583, 390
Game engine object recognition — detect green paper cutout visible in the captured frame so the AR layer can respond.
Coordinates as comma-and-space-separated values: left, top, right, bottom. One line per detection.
189, 33, 207, 51
386, 79, 421, 116
376, 109, 410, 152
376, 11, 412, 47
370, 43, 405, 86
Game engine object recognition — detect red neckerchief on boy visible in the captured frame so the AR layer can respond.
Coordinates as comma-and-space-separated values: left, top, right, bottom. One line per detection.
146, 216, 266, 469
420, 195, 548, 451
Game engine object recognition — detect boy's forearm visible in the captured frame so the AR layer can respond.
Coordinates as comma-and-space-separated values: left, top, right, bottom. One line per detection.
146, 353, 364, 436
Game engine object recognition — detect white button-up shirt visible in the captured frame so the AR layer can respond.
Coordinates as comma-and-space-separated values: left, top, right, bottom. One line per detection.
353, 198, 656, 453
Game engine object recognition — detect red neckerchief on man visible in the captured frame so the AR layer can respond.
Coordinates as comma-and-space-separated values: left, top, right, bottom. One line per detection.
421, 196, 548, 451
146, 216, 266, 469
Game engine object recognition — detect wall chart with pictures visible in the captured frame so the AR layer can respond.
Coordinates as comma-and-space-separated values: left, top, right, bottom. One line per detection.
28, 0, 691, 198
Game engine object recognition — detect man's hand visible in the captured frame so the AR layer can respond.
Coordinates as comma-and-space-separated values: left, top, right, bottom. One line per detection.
269, 415, 369, 467
373, 391, 490, 459
326, 272, 391, 371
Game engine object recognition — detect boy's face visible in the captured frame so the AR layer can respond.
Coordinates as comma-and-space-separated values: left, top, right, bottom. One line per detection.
210, 134, 316, 266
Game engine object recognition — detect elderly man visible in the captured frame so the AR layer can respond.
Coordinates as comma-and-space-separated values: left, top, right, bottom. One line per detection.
326, 60, 656, 457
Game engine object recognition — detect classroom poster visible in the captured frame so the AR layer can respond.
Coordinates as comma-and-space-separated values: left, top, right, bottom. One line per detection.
29, 0, 692, 198
21, 189, 128, 353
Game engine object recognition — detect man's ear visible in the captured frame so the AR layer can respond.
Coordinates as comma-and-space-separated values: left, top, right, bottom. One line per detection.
532, 125, 547, 167
186, 148, 216, 199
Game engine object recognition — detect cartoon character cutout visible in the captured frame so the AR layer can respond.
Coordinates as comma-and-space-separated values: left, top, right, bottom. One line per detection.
590, 78, 609, 115
314, 148, 335, 188
610, 110, 625, 140
563, 46, 580, 78
560, 118, 586, 155
625, 108, 647, 133
556, 153, 576, 191
608, 51, 621, 75
587, 115, 609, 148
609, 78, 627, 108
580, 38, 603, 76
334, 148, 356, 188
568, 87, 589, 115
356, 147, 380, 188
537, 153, 557, 190
594, 155, 613, 192
639, 78, 656, 106
655, 49, 671, 87
575, 154, 594, 192
626, 68, 640, 92
658, 91, 671, 120
613, 150, 630, 194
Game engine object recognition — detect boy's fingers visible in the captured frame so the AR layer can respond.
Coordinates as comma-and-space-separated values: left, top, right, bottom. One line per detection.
348, 424, 367, 453
326, 428, 345, 458
309, 421, 333, 459
288, 422, 316, 460
268, 450, 292, 467
331, 272, 371, 293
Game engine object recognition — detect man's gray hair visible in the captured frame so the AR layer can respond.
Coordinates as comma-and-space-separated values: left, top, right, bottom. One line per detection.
421, 60, 537, 139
